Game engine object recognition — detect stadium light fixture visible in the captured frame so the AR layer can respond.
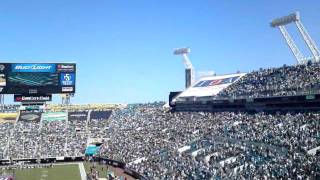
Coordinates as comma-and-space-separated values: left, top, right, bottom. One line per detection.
173, 47, 195, 88
270, 12, 299, 27
174, 47, 190, 55
173, 47, 193, 69
271, 11, 320, 63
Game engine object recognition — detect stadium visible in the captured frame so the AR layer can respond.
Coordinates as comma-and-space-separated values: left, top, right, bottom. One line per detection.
0, 5, 320, 180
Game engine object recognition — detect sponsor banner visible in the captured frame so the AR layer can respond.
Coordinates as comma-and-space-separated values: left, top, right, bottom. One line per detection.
57, 64, 75, 72
90, 111, 112, 121
69, 111, 88, 121
19, 112, 41, 122
176, 73, 247, 99
62, 87, 74, 92
0, 74, 6, 86
60, 73, 75, 86
193, 76, 240, 87
42, 112, 67, 121
0, 113, 17, 123
11, 63, 56, 73
14, 95, 52, 102
85, 145, 99, 156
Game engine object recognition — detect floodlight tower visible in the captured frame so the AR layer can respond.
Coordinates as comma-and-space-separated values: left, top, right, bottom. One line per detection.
271, 12, 320, 63
174, 47, 195, 88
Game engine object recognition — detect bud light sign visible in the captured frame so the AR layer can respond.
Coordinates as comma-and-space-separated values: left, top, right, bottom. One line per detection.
11, 63, 56, 72
60, 73, 75, 86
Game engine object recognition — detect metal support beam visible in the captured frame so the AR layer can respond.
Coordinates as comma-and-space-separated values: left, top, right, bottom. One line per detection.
295, 20, 320, 62
174, 47, 195, 88
271, 11, 320, 63
61, 94, 71, 106
278, 26, 304, 64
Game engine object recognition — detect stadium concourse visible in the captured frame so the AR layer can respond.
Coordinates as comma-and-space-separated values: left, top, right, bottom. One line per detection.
0, 62, 319, 179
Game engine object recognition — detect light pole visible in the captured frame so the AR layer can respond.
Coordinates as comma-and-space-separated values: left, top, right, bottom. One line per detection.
174, 47, 195, 88
271, 12, 320, 63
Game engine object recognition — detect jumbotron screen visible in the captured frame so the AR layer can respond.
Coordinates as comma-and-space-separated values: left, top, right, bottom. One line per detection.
0, 63, 76, 94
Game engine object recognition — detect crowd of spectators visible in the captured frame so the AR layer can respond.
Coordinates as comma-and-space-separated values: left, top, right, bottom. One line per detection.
65, 111, 88, 157
88, 110, 112, 139
2, 110, 114, 159
0, 103, 319, 179
40, 119, 67, 157
0, 123, 13, 159
9, 120, 40, 159
99, 104, 320, 179
218, 62, 320, 99
0, 106, 136, 158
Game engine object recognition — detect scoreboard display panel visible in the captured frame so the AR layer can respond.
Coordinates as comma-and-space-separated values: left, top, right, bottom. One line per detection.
0, 63, 76, 94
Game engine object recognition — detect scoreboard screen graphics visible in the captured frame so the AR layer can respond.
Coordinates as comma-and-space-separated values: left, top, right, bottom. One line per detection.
0, 63, 76, 94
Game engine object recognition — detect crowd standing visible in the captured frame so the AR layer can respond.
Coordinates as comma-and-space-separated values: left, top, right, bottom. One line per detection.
9, 120, 40, 159
100, 105, 320, 179
0, 108, 319, 179
3, 110, 100, 159
0, 123, 13, 159
65, 111, 88, 157
218, 62, 320, 99
0, 106, 319, 179
40, 119, 67, 157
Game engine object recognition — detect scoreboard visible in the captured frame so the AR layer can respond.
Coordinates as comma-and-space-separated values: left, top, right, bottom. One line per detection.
0, 63, 76, 94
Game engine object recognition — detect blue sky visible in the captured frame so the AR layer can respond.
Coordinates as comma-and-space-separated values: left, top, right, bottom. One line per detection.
0, 0, 319, 104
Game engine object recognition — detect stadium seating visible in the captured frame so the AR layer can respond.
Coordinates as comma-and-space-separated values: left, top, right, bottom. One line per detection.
3, 109, 113, 159
101, 104, 320, 179
0, 103, 319, 179
0, 123, 13, 159
218, 62, 320, 99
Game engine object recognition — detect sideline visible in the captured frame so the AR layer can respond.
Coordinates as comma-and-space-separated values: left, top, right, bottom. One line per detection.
51, 162, 86, 180
78, 162, 87, 180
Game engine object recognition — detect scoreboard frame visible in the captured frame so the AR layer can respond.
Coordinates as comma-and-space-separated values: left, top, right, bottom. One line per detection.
0, 63, 76, 95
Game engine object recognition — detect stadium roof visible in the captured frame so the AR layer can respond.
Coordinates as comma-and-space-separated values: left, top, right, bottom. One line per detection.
173, 73, 246, 102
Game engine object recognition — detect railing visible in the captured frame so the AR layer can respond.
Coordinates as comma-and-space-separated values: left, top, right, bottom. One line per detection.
215, 88, 320, 101
176, 88, 320, 103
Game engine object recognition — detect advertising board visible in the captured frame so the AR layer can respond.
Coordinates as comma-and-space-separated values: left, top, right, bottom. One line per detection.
0, 63, 76, 94
14, 94, 52, 102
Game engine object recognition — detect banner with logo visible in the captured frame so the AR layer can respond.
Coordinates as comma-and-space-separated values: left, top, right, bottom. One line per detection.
14, 94, 52, 102
57, 64, 75, 72
42, 112, 67, 121
60, 73, 75, 86
68, 111, 88, 121
19, 112, 41, 122
90, 111, 112, 121
11, 63, 56, 73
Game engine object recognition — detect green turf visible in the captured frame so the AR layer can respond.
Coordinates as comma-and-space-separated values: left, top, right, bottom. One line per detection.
1, 164, 81, 180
